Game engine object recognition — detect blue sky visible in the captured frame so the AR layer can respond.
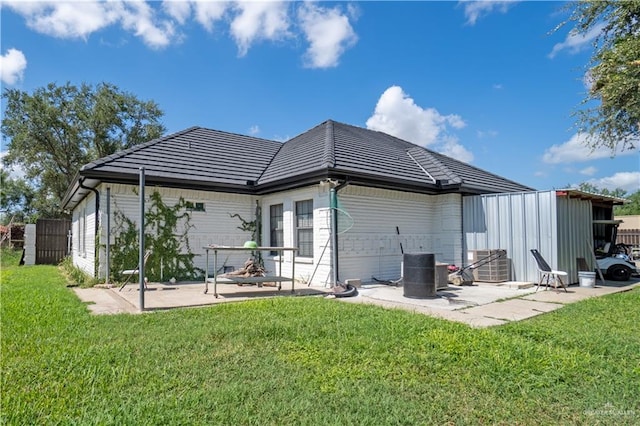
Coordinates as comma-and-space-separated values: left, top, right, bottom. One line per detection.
1, 1, 639, 193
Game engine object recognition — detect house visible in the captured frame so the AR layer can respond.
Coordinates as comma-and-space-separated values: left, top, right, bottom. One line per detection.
62, 120, 533, 286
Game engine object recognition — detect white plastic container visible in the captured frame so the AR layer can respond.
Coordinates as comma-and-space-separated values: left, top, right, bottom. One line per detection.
578, 271, 596, 288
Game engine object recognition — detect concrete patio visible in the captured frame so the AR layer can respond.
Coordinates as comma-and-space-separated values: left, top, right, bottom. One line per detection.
73, 276, 640, 328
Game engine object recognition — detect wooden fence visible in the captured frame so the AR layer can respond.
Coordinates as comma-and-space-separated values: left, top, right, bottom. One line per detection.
618, 229, 640, 247
36, 219, 71, 265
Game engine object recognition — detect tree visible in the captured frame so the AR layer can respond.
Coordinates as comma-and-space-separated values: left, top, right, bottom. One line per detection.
574, 182, 627, 198
562, 0, 640, 153
0, 170, 36, 223
573, 182, 640, 215
615, 190, 640, 215
1, 82, 165, 219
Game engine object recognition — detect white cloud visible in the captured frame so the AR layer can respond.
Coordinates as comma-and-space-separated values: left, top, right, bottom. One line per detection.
542, 133, 639, 164
4, 1, 119, 39
0, 48, 27, 85
192, 1, 228, 32
583, 172, 640, 193
579, 166, 597, 176
366, 86, 465, 146
249, 125, 260, 135
230, 1, 290, 56
162, 1, 192, 25
162, 1, 228, 31
4, 0, 176, 49
548, 23, 604, 59
460, 0, 519, 26
298, 2, 358, 68
439, 137, 474, 163
4, 1, 359, 66
116, 1, 176, 49
366, 86, 472, 162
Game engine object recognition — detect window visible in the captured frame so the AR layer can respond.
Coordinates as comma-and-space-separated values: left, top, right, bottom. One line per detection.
296, 200, 313, 257
185, 201, 205, 212
269, 204, 284, 255
79, 207, 86, 256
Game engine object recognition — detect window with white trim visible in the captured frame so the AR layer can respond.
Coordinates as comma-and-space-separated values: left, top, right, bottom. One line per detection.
296, 200, 313, 258
79, 207, 86, 256
185, 201, 205, 212
269, 204, 284, 255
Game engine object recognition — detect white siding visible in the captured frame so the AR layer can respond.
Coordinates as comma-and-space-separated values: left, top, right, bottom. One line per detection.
261, 185, 331, 286
73, 182, 464, 286
337, 186, 462, 283
97, 184, 255, 279
71, 192, 97, 277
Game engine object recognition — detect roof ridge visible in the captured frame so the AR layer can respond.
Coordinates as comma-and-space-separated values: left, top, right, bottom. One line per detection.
323, 120, 336, 168
408, 146, 460, 183
80, 126, 201, 171
405, 149, 437, 183
196, 125, 281, 145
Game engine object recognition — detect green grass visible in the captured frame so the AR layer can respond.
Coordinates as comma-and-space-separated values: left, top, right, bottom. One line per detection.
2, 248, 639, 424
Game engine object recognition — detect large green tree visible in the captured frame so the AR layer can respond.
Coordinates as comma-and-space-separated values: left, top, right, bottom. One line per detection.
615, 190, 640, 215
0, 169, 36, 223
574, 182, 640, 215
1, 82, 165, 219
562, 0, 640, 152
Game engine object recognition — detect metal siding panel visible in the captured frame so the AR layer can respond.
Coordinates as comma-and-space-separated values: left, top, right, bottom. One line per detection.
556, 196, 593, 283
463, 195, 488, 252
463, 191, 564, 283
505, 193, 521, 281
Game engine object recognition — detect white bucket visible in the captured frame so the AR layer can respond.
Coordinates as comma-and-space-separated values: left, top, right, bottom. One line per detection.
578, 271, 596, 288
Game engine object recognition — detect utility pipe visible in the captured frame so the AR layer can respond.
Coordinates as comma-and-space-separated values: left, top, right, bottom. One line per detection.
330, 180, 349, 287
106, 187, 111, 285
139, 167, 145, 311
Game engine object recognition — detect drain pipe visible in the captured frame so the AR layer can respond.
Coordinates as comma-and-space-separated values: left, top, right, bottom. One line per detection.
330, 180, 349, 287
78, 178, 100, 278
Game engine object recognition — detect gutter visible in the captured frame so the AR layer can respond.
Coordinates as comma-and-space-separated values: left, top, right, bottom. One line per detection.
330, 179, 349, 287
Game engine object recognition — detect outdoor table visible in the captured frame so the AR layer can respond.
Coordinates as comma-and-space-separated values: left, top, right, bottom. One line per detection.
203, 245, 298, 297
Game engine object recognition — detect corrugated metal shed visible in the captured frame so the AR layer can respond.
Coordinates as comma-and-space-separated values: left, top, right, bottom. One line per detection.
463, 190, 597, 284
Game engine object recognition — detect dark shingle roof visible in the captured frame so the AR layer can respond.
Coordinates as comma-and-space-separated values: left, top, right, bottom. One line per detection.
259, 120, 533, 193
63, 120, 533, 210
79, 127, 282, 188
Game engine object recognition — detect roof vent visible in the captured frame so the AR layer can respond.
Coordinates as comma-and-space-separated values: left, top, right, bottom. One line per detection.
246, 180, 256, 186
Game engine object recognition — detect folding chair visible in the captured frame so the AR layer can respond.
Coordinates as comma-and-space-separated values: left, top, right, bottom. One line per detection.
530, 249, 568, 292
119, 250, 152, 291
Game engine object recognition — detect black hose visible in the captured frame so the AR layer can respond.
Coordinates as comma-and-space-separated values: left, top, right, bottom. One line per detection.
333, 283, 358, 298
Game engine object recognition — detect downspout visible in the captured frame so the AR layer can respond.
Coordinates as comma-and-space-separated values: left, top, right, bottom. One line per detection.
330, 180, 349, 287
78, 178, 100, 278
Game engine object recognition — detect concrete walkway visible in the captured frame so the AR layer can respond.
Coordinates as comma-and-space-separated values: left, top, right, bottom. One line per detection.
74, 280, 330, 315
73, 277, 640, 328
342, 279, 640, 327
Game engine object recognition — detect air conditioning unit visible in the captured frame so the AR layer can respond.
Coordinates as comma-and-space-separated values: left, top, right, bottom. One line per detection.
468, 249, 510, 283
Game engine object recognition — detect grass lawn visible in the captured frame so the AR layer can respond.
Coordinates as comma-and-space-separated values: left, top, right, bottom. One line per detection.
2, 249, 639, 424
